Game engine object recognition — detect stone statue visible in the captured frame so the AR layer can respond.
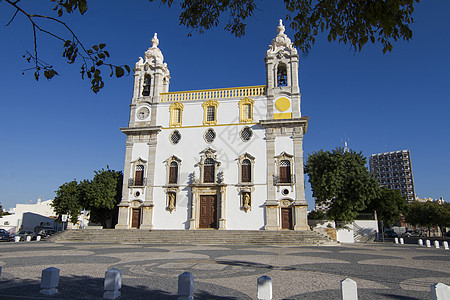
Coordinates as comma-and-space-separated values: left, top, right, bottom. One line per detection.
243, 193, 251, 212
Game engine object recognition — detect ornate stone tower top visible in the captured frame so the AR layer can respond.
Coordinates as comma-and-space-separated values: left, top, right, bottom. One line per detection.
266, 20, 298, 58
144, 33, 165, 65
132, 33, 171, 105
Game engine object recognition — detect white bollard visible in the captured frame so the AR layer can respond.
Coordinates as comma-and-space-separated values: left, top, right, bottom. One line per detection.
443, 241, 449, 250
399, 238, 404, 244
434, 241, 440, 249
257, 275, 272, 300
103, 268, 122, 299
25, 235, 31, 242
40, 267, 59, 295
178, 272, 194, 300
394, 237, 399, 244
431, 283, 450, 300
418, 239, 423, 246
14, 236, 20, 243
36, 236, 41, 242
426, 240, 431, 248
341, 278, 358, 300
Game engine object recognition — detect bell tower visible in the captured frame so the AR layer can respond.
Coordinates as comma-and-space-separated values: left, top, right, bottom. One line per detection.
116, 33, 170, 230
265, 20, 301, 120
261, 20, 309, 231
129, 33, 170, 127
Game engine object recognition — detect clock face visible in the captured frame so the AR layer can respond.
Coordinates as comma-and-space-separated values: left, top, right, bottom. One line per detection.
137, 107, 150, 120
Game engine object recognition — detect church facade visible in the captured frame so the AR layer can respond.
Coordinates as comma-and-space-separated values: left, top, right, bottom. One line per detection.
115, 21, 310, 231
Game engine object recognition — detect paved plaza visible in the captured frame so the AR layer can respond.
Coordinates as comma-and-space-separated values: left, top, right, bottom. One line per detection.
0, 241, 448, 299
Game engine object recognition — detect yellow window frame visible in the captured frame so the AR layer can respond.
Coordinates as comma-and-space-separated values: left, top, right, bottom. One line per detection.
169, 102, 184, 127
238, 97, 254, 123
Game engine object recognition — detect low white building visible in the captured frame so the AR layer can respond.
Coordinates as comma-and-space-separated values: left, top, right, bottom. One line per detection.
116, 20, 310, 230
0, 197, 61, 233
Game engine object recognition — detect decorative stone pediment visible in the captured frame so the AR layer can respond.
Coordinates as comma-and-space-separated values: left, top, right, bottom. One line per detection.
131, 157, 147, 164
163, 155, 181, 166
275, 151, 293, 160
200, 147, 218, 161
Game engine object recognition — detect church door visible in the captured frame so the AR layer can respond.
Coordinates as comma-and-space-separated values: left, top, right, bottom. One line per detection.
281, 207, 293, 229
199, 195, 217, 229
131, 208, 141, 228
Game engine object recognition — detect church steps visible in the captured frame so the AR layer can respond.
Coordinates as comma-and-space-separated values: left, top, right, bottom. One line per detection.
48, 229, 338, 246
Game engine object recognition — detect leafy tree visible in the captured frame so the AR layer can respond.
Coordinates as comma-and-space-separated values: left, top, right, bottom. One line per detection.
3, 0, 130, 93
308, 210, 326, 220
0, 204, 10, 217
406, 201, 450, 236
3, 0, 419, 92
52, 180, 84, 224
304, 147, 379, 224
365, 187, 407, 226
83, 168, 123, 228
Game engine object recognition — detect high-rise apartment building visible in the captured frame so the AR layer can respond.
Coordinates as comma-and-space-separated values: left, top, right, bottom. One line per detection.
369, 150, 415, 202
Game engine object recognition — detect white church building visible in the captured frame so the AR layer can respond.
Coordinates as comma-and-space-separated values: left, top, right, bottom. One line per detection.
115, 21, 310, 231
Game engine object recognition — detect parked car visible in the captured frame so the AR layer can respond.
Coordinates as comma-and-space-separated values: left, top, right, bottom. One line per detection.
0, 229, 13, 242
402, 230, 426, 238
383, 229, 397, 238
37, 229, 56, 238
13, 231, 36, 241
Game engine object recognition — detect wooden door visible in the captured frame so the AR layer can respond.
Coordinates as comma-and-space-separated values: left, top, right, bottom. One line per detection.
199, 195, 217, 229
131, 208, 141, 228
281, 207, 293, 229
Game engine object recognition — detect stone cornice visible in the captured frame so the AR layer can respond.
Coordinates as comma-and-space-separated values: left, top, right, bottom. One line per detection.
259, 117, 309, 133
120, 126, 162, 136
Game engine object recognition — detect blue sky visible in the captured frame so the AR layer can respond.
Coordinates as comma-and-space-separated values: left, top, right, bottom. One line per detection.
1, 1, 449, 210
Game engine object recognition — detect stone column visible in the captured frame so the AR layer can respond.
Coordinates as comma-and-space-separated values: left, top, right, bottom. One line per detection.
218, 186, 226, 230
189, 186, 197, 230
115, 142, 133, 229
264, 129, 279, 230
140, 134, 158, 230
292, 128, 308, 230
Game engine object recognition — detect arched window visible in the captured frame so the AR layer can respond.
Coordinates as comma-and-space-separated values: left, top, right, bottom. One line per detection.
204, 158, 215, 183
142, 74, 151, 96
277, 64, 287, 87
241, 159, 251, 183
279, 160, 291, 183
238, 97, 254, 123
135, 165, 144, 186
169, 161, 178, 184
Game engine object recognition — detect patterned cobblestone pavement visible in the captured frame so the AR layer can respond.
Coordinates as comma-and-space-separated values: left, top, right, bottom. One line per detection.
0, 241, 448, 299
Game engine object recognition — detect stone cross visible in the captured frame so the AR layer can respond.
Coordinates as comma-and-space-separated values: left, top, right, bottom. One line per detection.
40, 267, 59, 295
431, 283, 450, 300
178, 272, 194, 300
257, 275, 272, 300
341, 278, 358, 300
103, 268, 122, 299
